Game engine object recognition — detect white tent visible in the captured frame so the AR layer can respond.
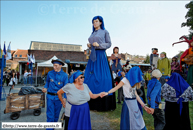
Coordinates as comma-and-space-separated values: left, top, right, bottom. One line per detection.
37, 56, 68, 68
36, 56, 68, 85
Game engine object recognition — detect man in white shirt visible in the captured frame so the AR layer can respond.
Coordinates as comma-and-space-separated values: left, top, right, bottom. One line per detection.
23, 70, 28, 84
112, 71, 117, 79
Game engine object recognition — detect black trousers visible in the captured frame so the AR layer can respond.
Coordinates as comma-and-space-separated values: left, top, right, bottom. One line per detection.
64, 116, 70, 130
163, 101, 191, 130
6, 78, 10, 86
140, 86, 146, 104
145, 80, 149, 86
117, 87, 124, 102
152, 108, 165, 130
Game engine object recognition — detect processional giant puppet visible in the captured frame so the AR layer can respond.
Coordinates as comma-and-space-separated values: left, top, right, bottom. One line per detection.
172, 36, 193, 86
150, 48, 159, 70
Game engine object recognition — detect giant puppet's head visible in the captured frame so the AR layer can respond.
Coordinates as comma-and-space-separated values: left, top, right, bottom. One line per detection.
113, 46, 119, 54
152, 48, 158, 54
172, 36, 193, 70
92, 16, 105, 33
172, 36, 193, 47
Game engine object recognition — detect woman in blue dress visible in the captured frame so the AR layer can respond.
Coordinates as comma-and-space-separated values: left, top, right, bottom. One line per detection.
84, 16, 116, 111
111, 47, 122, 73
161, 72, 193, 130
57, 70, 105, 130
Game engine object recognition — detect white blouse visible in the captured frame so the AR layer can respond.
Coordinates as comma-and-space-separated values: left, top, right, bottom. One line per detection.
121, 77, 136, 98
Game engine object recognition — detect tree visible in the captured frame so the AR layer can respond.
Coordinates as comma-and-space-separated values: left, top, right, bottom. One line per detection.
181, 1, 193, 39
144, 54, 150, 64
134, 55, 139, 58
175, 51, 184, 60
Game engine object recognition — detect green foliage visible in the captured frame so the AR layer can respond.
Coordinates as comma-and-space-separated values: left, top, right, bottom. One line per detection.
144, 54, 150, 64
175, 51, 184, 60
181, 1, 193, 39
134, 55, 139, 58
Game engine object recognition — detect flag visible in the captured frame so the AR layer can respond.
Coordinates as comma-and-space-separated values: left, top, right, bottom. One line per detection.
32, 54, 35, 63
0, 43, 2, 58
6, 42, 11, 60
3, 42, 6, 56
27, 54, 31, 65
30, 54, 33, 63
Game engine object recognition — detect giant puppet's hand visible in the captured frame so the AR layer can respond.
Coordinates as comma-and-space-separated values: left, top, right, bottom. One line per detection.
87, 43, 91, 48
92, 42, 99, 47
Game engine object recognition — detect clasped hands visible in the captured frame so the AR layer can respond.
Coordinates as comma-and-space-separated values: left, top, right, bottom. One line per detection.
99, 92, 154, 115
87, 42, 99, 48
144, 106, 154, 114
99, 92, 108, 98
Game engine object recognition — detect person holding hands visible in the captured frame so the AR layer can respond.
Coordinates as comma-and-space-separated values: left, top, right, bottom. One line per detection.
102, 66, 151, 130
57, 70, 106, 130
147, 69, 165, 130
42, 59, 68, 130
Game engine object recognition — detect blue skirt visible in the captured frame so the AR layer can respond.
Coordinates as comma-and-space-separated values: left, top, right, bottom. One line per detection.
84, 49, 113, 93
111, 62, 122, 72
84, 49, 116, 111
120, 98, 146, 130
68, 102, 91, 130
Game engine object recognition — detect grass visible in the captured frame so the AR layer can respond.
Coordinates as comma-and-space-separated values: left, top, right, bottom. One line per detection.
190, 100, 193, 129
97, 90, 193, 130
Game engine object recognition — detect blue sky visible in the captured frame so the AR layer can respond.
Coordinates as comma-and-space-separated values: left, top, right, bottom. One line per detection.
1, 1, 191, 58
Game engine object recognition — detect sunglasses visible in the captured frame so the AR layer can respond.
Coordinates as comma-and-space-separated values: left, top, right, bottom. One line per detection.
80, 76, 85, 79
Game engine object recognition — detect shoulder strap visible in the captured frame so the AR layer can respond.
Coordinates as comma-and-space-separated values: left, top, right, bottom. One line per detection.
149, 81, 157, 97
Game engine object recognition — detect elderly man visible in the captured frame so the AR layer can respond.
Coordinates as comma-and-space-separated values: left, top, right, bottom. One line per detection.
157, 52, 171, 77
157, 52, 171, 86
42, 59, 68, 130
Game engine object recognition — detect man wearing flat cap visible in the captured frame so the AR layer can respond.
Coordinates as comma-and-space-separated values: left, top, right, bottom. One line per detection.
147, 69, 165, 130
42, 59, 68, 129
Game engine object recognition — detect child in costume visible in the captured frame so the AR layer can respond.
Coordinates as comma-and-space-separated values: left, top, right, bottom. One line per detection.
104, 67, 152, 130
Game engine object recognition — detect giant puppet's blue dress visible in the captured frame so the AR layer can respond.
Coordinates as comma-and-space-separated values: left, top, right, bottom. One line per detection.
84, 29, 116, 111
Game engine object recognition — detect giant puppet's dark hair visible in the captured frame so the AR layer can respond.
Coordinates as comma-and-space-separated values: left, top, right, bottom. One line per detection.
113, 47, 119, 54
92, 16, 105, 33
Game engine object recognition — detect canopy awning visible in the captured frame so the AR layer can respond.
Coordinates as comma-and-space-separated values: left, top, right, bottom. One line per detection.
37, 55, 68, 67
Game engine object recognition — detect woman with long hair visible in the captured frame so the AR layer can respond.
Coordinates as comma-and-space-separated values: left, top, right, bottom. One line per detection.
103, 66, 151, 130
171, 56, 181, 74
